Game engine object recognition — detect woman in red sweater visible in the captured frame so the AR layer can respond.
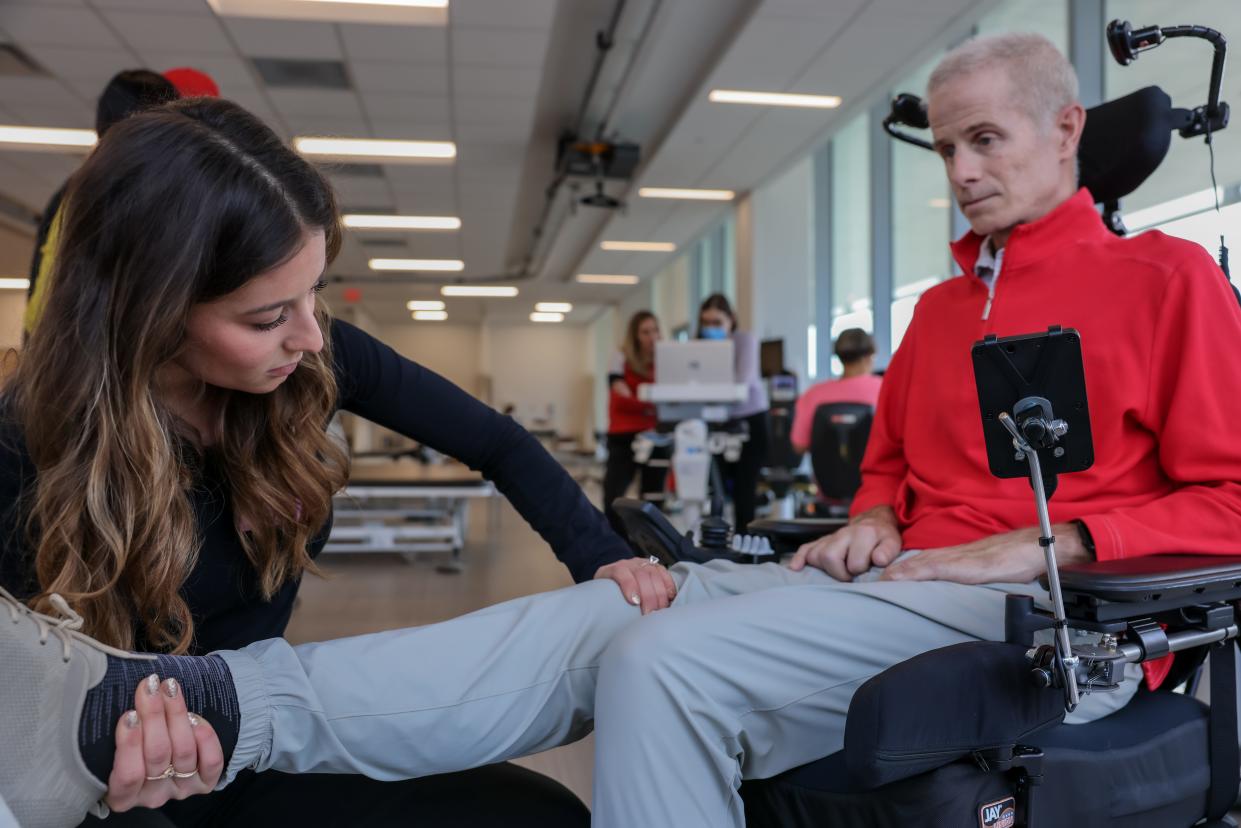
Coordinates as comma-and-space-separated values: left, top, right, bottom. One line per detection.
602, 311, 665, 534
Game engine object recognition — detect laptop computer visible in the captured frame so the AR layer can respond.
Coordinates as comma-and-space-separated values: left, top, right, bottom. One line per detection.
655, 340, 734, 384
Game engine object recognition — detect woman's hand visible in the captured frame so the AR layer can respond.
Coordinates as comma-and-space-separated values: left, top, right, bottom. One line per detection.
105, 675, 225, 812
610, 379, 633, 398
595, 557, 677, 614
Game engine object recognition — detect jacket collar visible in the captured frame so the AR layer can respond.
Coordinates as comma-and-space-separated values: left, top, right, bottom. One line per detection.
950, 187, 1108, 276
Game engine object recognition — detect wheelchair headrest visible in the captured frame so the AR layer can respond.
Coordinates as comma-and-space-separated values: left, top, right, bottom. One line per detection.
1078, 86, 1177, 204
845, 641, 1065, 789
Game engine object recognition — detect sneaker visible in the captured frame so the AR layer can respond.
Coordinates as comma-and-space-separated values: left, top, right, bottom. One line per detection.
0, 586, 153, 828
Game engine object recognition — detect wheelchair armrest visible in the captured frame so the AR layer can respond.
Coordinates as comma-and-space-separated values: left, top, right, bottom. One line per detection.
746, 517, 847, 553
844, 641, 1064, 790
1046, 554, 1241, 624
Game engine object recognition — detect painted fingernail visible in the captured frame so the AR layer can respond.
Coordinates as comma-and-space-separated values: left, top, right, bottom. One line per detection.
163, 678, 179, 698
630, 594, 640, 605
188, 712, 201, 728
146, 674, 160, 696
125, 710, 139, 729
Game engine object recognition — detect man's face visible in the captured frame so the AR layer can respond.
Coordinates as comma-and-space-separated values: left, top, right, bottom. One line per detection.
928, 69, 1076, 239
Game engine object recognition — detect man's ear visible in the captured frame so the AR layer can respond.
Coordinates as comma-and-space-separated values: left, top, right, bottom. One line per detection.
1057, 102, 1086, 160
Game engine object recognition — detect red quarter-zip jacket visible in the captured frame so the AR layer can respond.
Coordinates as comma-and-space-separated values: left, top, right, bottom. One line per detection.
852, 188, 1241, 563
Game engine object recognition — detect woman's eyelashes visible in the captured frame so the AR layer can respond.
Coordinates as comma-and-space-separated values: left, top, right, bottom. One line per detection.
255, 281, 326, 331
254, 313, 289, 332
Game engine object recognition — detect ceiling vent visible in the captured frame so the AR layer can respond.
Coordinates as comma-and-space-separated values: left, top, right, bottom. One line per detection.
252, 57, 350, 90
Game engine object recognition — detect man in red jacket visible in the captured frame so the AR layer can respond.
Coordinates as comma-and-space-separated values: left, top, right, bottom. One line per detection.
590, 31, 1241, 827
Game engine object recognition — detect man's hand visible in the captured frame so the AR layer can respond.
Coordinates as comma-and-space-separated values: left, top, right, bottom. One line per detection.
595, 557, 677, 614
881, 523, 1091, 584
789, 506, 902, 580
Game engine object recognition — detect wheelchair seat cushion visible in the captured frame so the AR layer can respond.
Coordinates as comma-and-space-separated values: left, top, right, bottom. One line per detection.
743, 689, 1210, 828
844, 641, 1064, 789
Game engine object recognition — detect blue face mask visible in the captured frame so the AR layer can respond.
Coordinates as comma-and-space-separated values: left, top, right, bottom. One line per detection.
701, 325, 729, 341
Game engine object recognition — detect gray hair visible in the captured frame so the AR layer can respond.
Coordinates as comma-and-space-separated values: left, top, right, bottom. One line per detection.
927, 32, 1079, 129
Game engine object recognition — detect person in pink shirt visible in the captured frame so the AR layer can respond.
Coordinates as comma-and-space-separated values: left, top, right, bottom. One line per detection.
790, 328, 883, 453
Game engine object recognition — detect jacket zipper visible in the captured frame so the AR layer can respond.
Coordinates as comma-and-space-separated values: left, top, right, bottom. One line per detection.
981, 274, 997, 322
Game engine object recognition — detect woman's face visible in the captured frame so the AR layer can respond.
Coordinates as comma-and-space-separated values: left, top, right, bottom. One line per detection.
699, 307, 733, 336
637, 317, 660, 356
175, 229, 327, 395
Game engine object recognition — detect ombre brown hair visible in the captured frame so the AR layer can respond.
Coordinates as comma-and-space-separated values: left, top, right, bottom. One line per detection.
7, 97, 349, 652
621, 310, 658, 375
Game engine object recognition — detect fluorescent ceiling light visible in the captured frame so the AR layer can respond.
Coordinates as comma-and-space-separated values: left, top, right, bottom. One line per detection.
0, 278, 30, 290
369, 258, 464, 272
530, 312, 564, 323
708, 89, 842, 109
441, 285, 518, 297
535, 302, 572, 313
0, 126, 96, 151
1124, 187, 1224, 231
576, 274, 639, 285
928, 197, 951, 209
344, 214, 461, 230
294, 137, 456, 162
600, 241, 676, 252
413, 310, 448, 321
294, 0, 447, 6
207, 0, 446, 24
638, 187, 735, 201
407, 300, 446, 311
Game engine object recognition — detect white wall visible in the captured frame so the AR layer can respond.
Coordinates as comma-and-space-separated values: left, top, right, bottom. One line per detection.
485, 323, 592, 441
588, 307, 617, 443
653, 254, 691, 334
745, 155, 815, 383
378, 322, 482, 397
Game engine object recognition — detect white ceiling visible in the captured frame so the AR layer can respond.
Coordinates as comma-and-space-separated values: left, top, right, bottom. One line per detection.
0, 0, 993, 327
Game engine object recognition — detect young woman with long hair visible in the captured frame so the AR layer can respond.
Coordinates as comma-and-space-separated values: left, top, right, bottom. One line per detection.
0, 96, 679, 827
600, 310, 666, 533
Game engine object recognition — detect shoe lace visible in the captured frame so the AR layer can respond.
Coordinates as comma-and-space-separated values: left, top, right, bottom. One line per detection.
1, 586, 85, 663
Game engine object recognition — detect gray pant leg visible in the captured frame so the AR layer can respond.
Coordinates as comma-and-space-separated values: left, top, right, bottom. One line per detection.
592, 560, 1139, 828
215, 579, 640, 785
0, 792, 18, 828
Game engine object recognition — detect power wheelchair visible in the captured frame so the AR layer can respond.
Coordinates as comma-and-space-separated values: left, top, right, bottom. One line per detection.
612, 19, 1240, 828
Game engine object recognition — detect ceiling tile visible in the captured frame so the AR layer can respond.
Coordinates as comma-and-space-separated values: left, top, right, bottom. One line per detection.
369, 119, 453, 141
2, 103, 93, 129
101, 9, 233, 54
0, 76, 82, 106
0, 5, 123, 48
393, 189, 457, 212
454, 118, 532, 144
18, 45, 136, 81
359, 92, 450, 125
452, 64, 543, 97
350, 60, 448, 94
451, 28, 549, 67
90, 0, 211, 9
453, 95, 537, 124
385, 164, 456, 193
282, 113, 369, 136
224, 18, 342, 60
326, 175, 392, 204
135, 51, 256, 88
267, 88, 363, 118
449, 0, 558, 30
339, 23, 447, 63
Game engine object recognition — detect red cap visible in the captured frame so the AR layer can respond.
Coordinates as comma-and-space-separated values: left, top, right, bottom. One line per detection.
163, 67, 220, 98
